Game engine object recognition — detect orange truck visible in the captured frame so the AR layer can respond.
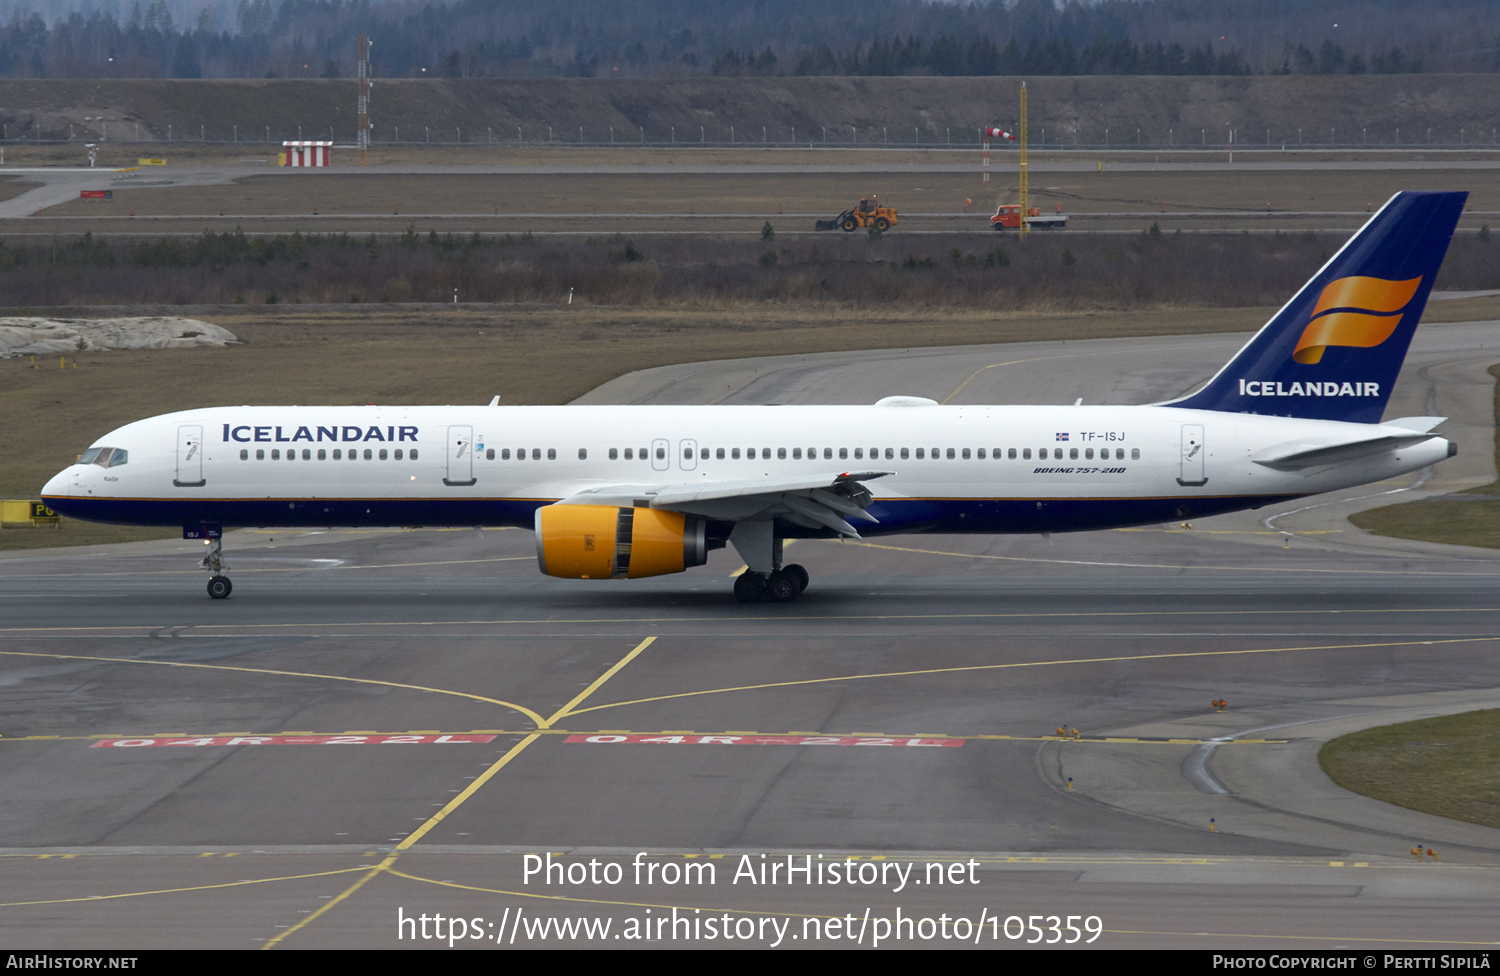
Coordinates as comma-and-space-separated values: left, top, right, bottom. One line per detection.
991, 203, 1068, 230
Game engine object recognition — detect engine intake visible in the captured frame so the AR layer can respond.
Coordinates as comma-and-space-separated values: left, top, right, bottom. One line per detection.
535, 505, 708, 579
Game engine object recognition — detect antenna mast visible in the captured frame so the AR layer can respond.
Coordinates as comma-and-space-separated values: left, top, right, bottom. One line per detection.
357, 32, 371, 166
1018, 81, 1029, 238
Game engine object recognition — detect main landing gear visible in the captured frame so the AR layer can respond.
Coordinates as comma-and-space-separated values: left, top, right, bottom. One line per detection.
200, 536, 232, 599
734, 563, 809, 604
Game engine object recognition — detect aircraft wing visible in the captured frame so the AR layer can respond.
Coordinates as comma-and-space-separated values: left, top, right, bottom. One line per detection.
551, 470, 895, 538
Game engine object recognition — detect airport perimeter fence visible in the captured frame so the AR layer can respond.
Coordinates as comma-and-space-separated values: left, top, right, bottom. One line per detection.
3, 121, 1500, 151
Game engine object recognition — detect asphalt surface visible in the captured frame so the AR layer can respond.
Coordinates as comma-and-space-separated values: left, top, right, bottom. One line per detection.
2, 321, 1500, 949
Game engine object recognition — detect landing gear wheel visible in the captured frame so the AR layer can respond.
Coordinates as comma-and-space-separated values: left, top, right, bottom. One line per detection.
734, 572, 766, 603
767, 571, 799, 603
782, 563, 809, 594
207, 575, 232, 599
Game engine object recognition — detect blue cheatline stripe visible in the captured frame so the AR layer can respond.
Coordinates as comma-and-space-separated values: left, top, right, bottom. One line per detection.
42, 494, 1302, 536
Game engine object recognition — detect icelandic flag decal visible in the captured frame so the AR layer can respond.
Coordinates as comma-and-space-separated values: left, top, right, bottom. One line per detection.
1055, 432, 1069, 441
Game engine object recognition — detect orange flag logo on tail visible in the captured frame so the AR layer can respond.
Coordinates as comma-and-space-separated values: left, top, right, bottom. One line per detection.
1292, 276, 1423, 364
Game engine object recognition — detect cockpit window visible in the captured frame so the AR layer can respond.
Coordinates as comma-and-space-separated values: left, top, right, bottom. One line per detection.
78, 447, 128, 467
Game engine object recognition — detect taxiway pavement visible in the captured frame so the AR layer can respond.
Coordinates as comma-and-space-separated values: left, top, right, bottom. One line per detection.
2, 323, 1499, 949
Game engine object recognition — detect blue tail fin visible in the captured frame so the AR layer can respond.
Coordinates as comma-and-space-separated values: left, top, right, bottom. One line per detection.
1166, 191, 1466, 424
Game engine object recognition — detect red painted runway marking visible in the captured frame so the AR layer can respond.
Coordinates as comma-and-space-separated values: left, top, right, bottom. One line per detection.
564, 734, 962, 747
89, 734, 498, 748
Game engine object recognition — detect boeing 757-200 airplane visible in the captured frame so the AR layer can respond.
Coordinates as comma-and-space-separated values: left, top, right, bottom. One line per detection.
42, 191, 1467, 602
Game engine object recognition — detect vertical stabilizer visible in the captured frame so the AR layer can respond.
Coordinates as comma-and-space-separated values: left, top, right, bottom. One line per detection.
1165, 191, 1466, 423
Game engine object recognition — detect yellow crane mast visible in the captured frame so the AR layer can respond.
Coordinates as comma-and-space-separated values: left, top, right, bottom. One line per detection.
1018, 81, 1029, 238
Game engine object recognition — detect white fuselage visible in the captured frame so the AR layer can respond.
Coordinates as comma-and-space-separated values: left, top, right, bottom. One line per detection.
42, 403, 1451, 537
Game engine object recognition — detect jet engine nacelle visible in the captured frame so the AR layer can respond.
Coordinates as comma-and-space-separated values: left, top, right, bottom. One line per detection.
535, 505, 708, 579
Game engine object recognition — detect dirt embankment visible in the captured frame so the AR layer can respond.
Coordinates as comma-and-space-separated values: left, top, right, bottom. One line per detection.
0, 75, 1497, 147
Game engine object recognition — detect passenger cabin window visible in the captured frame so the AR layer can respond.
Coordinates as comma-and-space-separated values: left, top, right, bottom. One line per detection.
732, 448, 741, 459
578, 448, 587, 460
271, 449, 281, 460
900, 448, 909, 460
257, 449, 265, 460
1131, 448, 1140, 459
1023, 448, 1032, 459
363, 448, 373, 460
318, 449, 327, 460
609, 448, 618, 460
716, 448, 725, 460
379, 449, 388, 460
947, 448, 956, 459
1069, 448, 1078, 460
395, 449, 403, 460
240, 449, 248, 460
486, 448, 495, 460
777, 448, 787, 459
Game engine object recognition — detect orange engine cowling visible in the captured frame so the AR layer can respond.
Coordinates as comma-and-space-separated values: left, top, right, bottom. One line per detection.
535, 505, 708, 579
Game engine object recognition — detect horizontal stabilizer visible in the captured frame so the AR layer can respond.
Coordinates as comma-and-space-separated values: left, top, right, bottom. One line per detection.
1251, 430, 1444, 471
1383, 416, 1446, 434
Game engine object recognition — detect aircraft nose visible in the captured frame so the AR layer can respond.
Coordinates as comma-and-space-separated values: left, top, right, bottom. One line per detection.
41, 467, 71, 498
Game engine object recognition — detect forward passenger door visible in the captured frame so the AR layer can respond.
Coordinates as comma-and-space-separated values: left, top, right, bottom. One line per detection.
174, 425, 205, 487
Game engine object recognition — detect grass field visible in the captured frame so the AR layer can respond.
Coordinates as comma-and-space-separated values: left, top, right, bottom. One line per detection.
1319, 709, 1500, 830
1350, 363, 1500, 548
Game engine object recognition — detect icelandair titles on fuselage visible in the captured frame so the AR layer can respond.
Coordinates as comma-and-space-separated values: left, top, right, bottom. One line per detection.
1238, 380, 1380, 398
222, 424, 419, 443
